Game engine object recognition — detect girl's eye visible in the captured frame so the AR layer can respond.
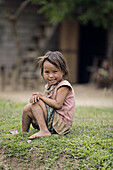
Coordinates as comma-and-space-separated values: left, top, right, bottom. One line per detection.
44, 71, 49, 74
54, 70, 58, 73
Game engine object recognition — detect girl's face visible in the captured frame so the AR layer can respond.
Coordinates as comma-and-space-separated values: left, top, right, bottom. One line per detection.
43, 60, 64, 85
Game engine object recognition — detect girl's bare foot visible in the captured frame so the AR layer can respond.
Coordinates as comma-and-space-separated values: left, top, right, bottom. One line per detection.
28, 130, 51, 139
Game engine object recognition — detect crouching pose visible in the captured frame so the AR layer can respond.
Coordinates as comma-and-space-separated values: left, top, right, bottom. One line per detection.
22, 51, 75, 139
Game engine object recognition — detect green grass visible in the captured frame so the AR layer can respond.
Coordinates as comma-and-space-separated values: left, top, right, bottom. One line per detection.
0, 99, 113, 169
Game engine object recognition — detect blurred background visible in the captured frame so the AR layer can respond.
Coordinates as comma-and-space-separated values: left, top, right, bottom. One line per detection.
0, 0, 113, 105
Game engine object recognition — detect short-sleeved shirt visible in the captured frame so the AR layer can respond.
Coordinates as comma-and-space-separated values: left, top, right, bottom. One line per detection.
49, 80, 75, 127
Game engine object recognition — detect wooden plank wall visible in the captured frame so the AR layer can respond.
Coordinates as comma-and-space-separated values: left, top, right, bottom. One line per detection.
59, 20, 79, 83
0, 0, 41, 70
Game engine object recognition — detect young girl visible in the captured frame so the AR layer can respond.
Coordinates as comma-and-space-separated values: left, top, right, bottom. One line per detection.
22, 51, 75, 139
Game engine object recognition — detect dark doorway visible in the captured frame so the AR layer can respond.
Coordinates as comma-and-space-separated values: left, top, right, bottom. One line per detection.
78, 23, 107, 83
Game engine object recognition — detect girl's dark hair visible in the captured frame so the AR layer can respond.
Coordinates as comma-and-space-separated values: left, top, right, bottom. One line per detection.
38, 51, 69, 79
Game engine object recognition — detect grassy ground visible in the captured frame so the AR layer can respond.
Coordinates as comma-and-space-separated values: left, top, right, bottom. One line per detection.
0, 99, 113, 170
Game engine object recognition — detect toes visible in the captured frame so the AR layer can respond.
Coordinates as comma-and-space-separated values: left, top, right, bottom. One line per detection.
28, 134, 36, 139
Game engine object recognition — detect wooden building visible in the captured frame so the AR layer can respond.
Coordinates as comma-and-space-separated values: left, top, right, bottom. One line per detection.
60, 21, 108, 83
0, 0, 108, 88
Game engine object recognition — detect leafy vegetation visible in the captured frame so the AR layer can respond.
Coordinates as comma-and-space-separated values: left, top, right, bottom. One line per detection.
1, 0, 113, 28
31, 0, 113, 28
0, 99, 113, 169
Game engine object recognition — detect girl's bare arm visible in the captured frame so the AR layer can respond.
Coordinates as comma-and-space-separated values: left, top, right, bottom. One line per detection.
31, 86, 70, 109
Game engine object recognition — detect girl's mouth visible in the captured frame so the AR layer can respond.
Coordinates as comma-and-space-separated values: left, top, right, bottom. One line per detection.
49, 79, 56, 84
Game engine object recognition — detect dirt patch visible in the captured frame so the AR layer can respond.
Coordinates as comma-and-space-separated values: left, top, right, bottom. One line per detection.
0, 147, 77, 170
0, 149, 9, 170
73, 84, 113, 107
0, 83, 113, 108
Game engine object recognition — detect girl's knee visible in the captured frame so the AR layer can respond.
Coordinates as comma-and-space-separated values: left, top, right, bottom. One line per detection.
23, 104, 31, 113
22, 104, 34, 119
31, 102, 40, 112
31, 100, 45, 112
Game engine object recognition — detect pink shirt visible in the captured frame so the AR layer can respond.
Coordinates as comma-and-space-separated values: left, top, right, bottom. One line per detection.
51, 80, 75, 127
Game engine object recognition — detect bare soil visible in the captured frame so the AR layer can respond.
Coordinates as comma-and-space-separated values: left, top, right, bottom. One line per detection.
0, 83, 113, 108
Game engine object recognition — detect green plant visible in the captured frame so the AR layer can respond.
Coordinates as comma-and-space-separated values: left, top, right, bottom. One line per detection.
0, 99, 113, 169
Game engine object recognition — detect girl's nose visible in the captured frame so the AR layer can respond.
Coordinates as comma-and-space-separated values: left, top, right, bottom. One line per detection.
49, 73, 53, 78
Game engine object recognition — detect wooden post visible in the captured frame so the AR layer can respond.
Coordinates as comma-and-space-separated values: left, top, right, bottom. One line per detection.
0, 66, 5, 91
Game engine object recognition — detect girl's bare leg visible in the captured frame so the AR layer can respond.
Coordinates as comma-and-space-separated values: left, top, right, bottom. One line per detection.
22, 104, 34, 132
28, 100, 51, 139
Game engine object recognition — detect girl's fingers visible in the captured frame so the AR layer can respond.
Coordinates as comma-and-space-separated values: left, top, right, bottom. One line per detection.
32, 92, 39, 95
33, 95, 39, 103
29, 97, 33, 103
29, 94, 40, 104
34, 96, 37, 103
29, 96, 35, 103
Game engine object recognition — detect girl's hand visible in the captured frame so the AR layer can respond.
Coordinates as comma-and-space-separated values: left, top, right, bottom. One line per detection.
29, 93, 40, 104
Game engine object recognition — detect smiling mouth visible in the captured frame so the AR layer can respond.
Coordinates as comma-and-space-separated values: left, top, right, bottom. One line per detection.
49, 79, 56, 83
